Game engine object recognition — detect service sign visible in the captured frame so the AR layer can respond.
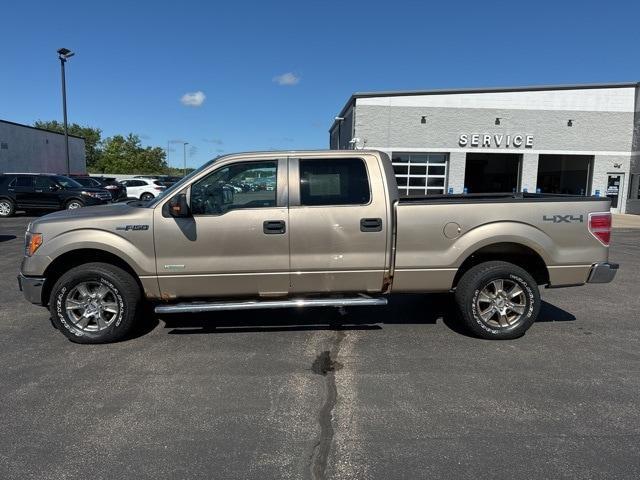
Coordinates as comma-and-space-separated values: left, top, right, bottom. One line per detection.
459, 133, 534, 149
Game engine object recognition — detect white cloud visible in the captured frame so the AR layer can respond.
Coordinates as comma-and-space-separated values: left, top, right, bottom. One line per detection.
273, 72, 300, 86
180, 91, 206, 107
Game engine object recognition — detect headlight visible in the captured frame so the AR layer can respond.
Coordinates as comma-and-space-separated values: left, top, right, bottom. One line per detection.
25, 232, 43, 256
81, 190, 101, 198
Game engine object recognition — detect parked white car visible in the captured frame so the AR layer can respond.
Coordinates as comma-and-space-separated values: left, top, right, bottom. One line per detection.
119, 178, 166, 201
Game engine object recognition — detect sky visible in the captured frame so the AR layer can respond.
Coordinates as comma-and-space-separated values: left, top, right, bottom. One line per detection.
1, 0, 639, 169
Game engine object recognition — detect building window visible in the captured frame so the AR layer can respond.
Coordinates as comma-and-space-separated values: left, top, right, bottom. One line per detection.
391, 153, 448, 196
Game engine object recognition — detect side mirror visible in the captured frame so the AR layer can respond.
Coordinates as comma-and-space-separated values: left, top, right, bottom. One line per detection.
168, 193, 190, 218
49, 184, 60, 191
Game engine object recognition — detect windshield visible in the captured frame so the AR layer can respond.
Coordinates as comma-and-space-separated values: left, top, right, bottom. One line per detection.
53, 176, 84, 189
146, 157, 220, 207
75, 177, 100, 187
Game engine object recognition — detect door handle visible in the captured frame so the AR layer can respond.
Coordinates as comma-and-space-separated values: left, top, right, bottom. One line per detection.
263, 220, 286, 234
360, 217, 382, 232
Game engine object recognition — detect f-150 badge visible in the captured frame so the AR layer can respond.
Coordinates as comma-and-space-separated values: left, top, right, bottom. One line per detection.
116, 224, 150, 231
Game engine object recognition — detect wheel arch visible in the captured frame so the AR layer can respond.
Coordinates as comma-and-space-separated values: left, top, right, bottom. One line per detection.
64, 197, 85, 207
452, 242, 550, 288
41, 249, 143, 307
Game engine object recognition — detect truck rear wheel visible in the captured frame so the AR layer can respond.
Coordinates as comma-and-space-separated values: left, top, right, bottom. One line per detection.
454, 261, 540, 340
49, 262, 141, 344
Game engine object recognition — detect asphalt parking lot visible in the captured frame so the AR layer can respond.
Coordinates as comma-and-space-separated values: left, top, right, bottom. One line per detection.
1, 214, 639, 480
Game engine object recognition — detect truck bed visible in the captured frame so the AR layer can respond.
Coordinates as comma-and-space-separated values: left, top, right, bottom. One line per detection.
392, 193, 611, 292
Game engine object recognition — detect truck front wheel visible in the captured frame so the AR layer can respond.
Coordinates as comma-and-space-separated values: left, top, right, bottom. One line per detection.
454, 261, 540, 340
49, 262, 141, 344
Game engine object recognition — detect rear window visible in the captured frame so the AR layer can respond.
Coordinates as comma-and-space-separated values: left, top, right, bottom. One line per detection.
15, 176, 34, 188
299, 158, 370, 206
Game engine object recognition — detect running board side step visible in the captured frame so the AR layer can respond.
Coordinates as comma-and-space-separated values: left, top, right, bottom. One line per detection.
154, 295, 388, 314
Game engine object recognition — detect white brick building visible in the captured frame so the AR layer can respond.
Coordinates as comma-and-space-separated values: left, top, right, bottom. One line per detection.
330, 83, 640, 214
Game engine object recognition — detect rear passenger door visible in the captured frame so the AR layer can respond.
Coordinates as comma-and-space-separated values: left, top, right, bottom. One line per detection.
287, 155, 389, 294
12, 176, 36, 208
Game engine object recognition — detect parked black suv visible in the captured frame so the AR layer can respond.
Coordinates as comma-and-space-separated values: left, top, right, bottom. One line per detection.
72, 176, 127, 202
0, 173, 112, 217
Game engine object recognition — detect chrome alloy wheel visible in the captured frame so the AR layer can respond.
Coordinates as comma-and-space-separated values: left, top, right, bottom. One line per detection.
67, 201, 82, 210
0, 200, 11, 216
476, 278, 527, 328
65, 282, 120, 332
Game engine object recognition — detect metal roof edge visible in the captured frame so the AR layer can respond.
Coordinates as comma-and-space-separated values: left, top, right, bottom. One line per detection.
329, 81, 640, 132
0, 119, 86, 140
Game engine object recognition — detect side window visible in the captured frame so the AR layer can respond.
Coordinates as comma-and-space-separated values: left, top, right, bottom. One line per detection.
190, 161, 278, 215
15, 176, 34, 188
299, 158, 370, 206
35, 176, 55, 190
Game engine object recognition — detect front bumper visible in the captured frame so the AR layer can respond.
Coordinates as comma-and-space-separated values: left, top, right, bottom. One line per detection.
587, 262, 619, 284
17, 273, 45, 305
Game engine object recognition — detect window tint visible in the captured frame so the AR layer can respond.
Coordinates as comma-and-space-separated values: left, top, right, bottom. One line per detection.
15, 176, 34, 188
35, 176, 56, 189
124, 180, 145, 187
52, 176, 82, 188
190, 161, 278, 215
299, 158, 370, 206
75, 177, 100, 187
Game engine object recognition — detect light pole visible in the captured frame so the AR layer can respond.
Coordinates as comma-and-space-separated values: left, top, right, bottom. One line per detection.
57, 48, 74, 175
183, 142, 189, 177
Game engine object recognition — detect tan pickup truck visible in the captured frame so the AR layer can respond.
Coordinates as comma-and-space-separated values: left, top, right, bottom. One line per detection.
18, 150, 618, 343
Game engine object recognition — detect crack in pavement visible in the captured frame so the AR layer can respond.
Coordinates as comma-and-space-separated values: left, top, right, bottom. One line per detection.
309, 329, 345, 480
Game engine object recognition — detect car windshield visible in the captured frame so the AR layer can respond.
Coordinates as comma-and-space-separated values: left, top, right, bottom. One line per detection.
146, 157, 220, 207
53, 176, 83, 188
75, 177, 99, 187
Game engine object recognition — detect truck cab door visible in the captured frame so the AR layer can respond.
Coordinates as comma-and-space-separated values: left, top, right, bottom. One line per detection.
287, 154, 390, 294
153, 157, 290, 299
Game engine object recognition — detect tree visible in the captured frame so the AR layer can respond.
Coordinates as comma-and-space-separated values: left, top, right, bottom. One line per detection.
95, 134, 168, 174
34, 120, 102, 169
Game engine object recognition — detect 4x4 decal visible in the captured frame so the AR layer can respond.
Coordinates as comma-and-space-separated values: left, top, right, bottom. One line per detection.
543, 214, 584, 223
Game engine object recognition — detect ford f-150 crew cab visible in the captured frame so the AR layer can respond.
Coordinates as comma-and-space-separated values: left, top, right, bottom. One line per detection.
18, 150, 618, 343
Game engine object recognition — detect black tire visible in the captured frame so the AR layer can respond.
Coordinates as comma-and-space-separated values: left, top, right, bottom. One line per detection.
454, 261, 540, 340
140, 192, 154, 201
49, 262, 141, 344
65, 199, 84, 210
0, 198, 15, 217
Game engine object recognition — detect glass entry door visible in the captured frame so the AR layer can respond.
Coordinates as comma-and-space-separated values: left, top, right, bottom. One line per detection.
606, 173, 625, 213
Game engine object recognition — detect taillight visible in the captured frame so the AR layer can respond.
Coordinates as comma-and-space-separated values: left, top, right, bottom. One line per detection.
589, 212, 612, 246
154, 186, 165, 191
